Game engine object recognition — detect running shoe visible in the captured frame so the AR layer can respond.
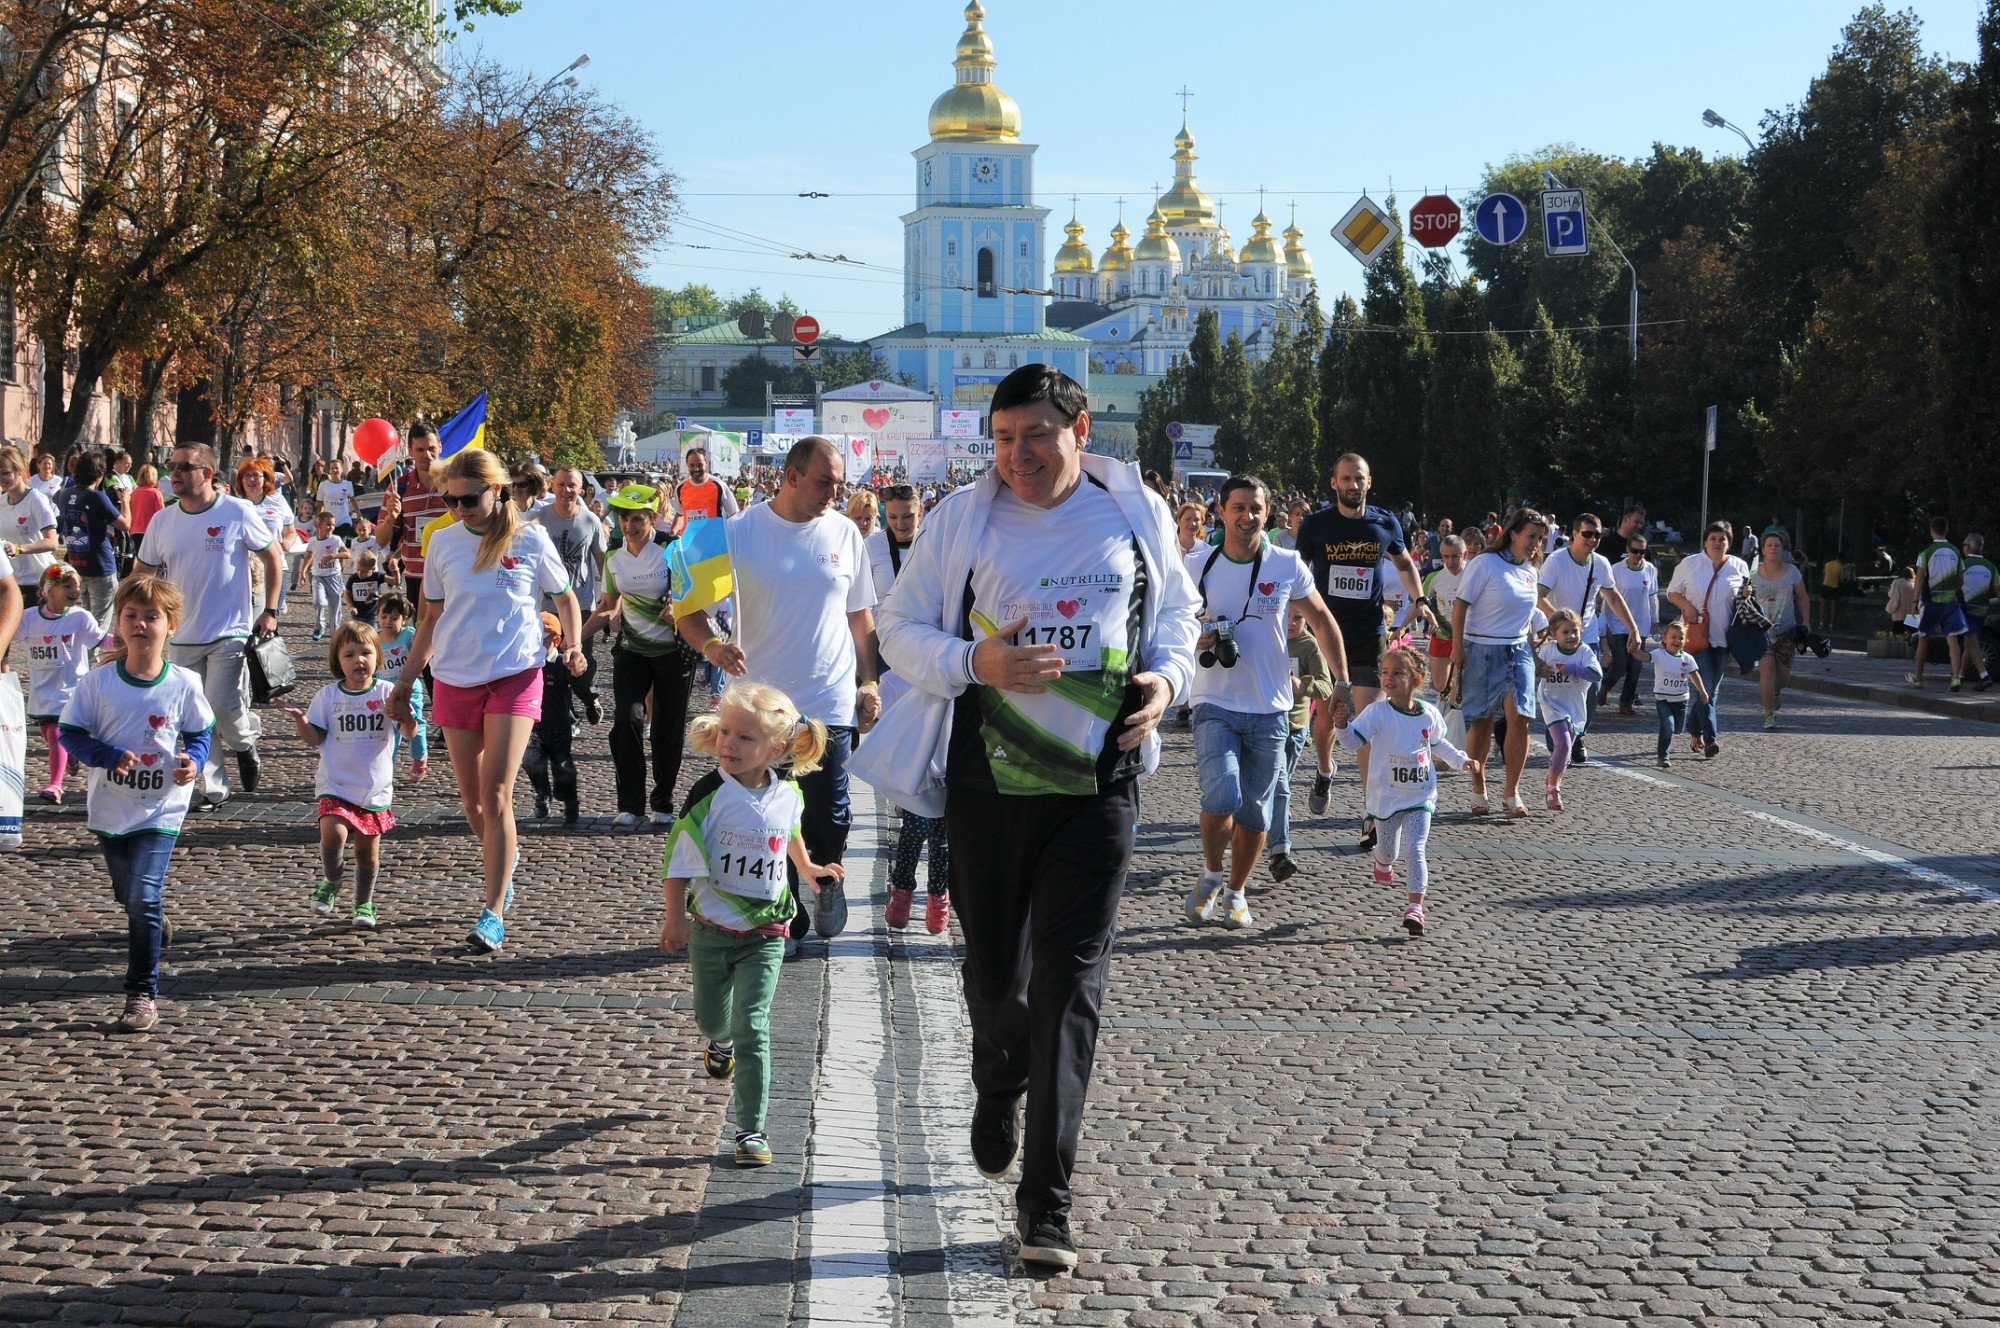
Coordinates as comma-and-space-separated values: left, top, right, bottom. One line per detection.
924, 892, 950, 936
351, 901, 378, 929
1571, 736, 1589, 765
1546, 786, 1564, 811
236, 748, 262, 793
117, 994, 158, 1032
814, 876, 849, 938
1978, 674, 1994, 692
734, 1131, 772, 1168
1505, 794, 1529, 820
1268, 853, 1298, 883
1307, 773, 1331, 816
533, 794, 550, 820
612, 811, 640, 828
467, 908, 505, 953
704, 1040, 734, 1080
1763, 715, 1778, 731
971, 1094, 1021, 1179
1657, 755, 1672, 768
1905, 672, 1924, 688
1371, 859, 1394, 886
1016, 1210, 1079, 1271
1357, 819, 1378, 853
1221, 893, 1254, 929
1403, 902, 1427, 937
650, 810, 675, 827
584, 693, 603, 725
311, 879, 339, 914
885, 887, 915, 930
1950, 677, 1963, 693
1184, 870, 1225, 924
562, 797, 579, 825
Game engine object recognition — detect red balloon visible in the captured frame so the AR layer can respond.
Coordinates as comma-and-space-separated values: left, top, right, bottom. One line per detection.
353, 417, 399, 467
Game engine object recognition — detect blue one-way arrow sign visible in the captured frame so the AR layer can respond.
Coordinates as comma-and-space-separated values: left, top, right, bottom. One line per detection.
1473, 192, 1526, 246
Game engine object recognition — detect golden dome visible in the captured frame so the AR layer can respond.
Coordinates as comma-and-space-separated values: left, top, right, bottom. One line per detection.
1132, 207, 1181, 265
1238, 209, 1281, 265
928, 2, 1021, 142
1282, 217, 1314, 279
1053, 213, 1094, 273
1100, 218, 1133, 272
1156, 117, 1216, 225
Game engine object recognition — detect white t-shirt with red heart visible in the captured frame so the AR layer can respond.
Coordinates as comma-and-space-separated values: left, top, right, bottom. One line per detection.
421, 519, 570, 688
59, 660, 215, 837
305, 679, 399, 811
1185, 541, 1317, 715
135, 493, 276, 645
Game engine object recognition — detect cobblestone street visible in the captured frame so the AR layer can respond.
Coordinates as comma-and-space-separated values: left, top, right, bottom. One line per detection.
3, 610, 1997, 1325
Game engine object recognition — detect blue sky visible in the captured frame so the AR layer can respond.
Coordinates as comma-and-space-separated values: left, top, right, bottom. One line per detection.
463, 1, 1986, 339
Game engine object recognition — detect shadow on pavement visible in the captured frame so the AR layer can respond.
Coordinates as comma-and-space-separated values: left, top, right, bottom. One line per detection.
1697, 932, 2000, 979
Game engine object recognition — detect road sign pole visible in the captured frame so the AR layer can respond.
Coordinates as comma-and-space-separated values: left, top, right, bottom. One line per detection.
1699, 405, 1717, 535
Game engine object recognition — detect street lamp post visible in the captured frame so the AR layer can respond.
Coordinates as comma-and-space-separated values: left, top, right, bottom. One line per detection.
1544, 169, 1639, 368
1702, 109, 1755, 154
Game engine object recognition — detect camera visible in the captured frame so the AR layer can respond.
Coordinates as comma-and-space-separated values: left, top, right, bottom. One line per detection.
1200, 617, 1239, 669
1792, 625, 1832, 659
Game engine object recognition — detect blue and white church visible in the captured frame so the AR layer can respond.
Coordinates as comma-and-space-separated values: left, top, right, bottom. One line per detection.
867, 3, 1317, 408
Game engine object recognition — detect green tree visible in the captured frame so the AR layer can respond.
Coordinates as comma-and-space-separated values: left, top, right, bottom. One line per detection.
1212, 331, 1253, 473
649, 283, 725, 334
1508, 304, 1589, 510
1136, 360, 1185, 478
1423, 276, 1516, 521
1179, 308, 1223, 429
1337, 208, 1430, 507
1314, 293, 1358, 487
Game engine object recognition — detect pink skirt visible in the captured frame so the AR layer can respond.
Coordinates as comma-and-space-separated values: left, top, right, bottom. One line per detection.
319, 796, 396, 836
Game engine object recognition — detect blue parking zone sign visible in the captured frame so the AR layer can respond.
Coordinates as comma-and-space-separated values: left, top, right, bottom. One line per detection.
1541, 189, 1588, 257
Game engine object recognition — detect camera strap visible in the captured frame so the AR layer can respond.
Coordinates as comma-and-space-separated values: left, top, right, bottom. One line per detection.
1197, 541, 1264, 624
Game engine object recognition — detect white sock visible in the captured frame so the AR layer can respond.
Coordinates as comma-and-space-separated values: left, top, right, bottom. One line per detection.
1224, 888, 1246, 907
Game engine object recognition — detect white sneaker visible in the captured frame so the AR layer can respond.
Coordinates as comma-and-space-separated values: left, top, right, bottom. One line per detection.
1184, 870, 1225, 924
1222, 891, 1253, 929
612, 811, 640, 828
650, 810, 675, 826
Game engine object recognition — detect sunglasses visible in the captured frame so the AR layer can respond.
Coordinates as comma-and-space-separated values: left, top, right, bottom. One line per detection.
1578, 529, 1603, 541
443, 489, 493, 509
882, 485, 915, 502
170, 460, 206, 474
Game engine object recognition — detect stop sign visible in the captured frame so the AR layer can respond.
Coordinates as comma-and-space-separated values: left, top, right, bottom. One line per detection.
1409, 194, 1463, 248
792, 314, 821, 346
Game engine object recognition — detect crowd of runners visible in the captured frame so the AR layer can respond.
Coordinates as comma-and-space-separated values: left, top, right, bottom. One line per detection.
12, 362, 1996, 1273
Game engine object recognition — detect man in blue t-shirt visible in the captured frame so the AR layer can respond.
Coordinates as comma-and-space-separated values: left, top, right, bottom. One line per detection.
1294, 452, 1432, 848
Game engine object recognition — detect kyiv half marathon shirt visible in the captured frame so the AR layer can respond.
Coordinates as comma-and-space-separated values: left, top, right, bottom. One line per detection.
136, 493, 275, 645
951, 479, 1146, 798
725, 502, 874, 729
1185, 541, 1317, 715
603, 541, 679, 656
305, 679, 400, 811
1339, 696, 1473, 821
59, 661, 215, 837
22, 604, 108, 720
1537, 639, 1603, 731
664, 768, 803, 937
1297, 503, 1406, 640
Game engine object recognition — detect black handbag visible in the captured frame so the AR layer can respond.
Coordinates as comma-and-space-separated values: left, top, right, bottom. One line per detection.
246, 632, 298, 704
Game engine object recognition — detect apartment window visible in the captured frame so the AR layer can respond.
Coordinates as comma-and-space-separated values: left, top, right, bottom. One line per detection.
0, 288, 14, 384
700, 366, 716, 392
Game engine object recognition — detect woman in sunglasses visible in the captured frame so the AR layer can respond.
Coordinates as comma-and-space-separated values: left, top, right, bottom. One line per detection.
389, 448, 586, 954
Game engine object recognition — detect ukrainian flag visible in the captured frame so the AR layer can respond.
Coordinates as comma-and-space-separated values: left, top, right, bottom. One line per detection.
436, 391, 488, 458
668, 516, 733, 615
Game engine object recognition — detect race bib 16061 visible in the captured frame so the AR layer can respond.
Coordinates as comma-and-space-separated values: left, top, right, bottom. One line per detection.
1326, 565, 1377, 601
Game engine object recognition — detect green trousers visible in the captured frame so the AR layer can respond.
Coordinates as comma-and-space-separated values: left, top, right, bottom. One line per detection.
688, 922, 785, 1134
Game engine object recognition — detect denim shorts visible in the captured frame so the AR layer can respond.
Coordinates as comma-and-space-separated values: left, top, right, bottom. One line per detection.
1192, 704, 1290, 833
1460, 639, 1536, 722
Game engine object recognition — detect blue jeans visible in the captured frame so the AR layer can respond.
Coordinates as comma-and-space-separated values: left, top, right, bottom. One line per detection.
790, 724, 854, 925
1192, 704, 1289, 834
1265, 725, 1309, 856
1656, 700, 1688, 759
102, 832, 176, 997
1691, 647, 1729, 744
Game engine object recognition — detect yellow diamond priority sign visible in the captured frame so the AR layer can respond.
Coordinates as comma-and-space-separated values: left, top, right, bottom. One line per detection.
1333, 195, 1399, 268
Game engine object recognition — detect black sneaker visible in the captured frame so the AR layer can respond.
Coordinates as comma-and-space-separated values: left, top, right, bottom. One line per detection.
814, 874, 848, 938
236, 748, 262, 793
1571, 736, 1589, 765
562, 797, 579, 825
1307, 773, 1331, 816
1357, 819, 1377, 853
533, 794, 550, 820
1016, 1210, 1078, 1271
1268, 853, 1297, 883
971, 1094, 1020, 1180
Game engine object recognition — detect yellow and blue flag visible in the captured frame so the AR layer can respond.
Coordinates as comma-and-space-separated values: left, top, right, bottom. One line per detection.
436, 391, 488, 458
668, 516, 733, 615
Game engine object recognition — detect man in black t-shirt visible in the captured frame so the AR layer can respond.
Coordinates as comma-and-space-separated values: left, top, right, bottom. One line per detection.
1294, 452, 1432, 848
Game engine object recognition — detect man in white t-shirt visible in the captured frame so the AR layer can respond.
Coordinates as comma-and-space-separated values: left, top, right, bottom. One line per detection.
677, 436, 880, 944
136, 443, 282, 803
316, 472, 356, 537
1536, 512, 1643, 761
1603, 536, 1659, 714
1185, 475, 1349, 932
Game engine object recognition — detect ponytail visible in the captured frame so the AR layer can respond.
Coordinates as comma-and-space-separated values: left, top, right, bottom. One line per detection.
786, 717, 830, 776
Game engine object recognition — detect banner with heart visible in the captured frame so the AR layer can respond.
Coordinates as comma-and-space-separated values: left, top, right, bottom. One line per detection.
834, 434, 875, 484
861, 407, 892, 430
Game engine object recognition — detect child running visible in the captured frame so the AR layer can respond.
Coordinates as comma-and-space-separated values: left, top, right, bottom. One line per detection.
373, 594, 428, 777
23, 565, 108, 802
57, 576, 214, 1032
306, 510, 350, 641
1649, 620, 1709, 768
345, 549, 387, 627
659, 681, 843, 1169
1334, 647, 1477, 937
1535, 608, 1603, 811
275, 622, 419, 927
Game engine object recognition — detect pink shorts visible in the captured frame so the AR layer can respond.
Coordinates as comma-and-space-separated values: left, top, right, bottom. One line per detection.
431, 666, 542, 730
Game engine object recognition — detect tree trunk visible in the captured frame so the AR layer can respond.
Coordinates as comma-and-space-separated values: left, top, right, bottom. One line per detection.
137, 353, 172, 467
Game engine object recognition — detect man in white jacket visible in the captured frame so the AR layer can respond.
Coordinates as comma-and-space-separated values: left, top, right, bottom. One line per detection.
876, 364, 1199, 1270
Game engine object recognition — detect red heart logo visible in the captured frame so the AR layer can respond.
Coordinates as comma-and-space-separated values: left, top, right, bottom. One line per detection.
502, 555, 519, 569
1056, 599, 1080, 618
147, 714, 167, 729
60, 635, 70, 644
1258, 581, 1276, 596
139, 753, 158, 767
366, 699, 382, 711
14, 516, 24, 525
861, 408, 891, 430
767, 835, 782, 853
40, 636, 51, 644
206, 526, 222, 537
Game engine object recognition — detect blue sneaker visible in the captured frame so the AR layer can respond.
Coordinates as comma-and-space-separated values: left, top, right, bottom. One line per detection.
467, 909, 505, 953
